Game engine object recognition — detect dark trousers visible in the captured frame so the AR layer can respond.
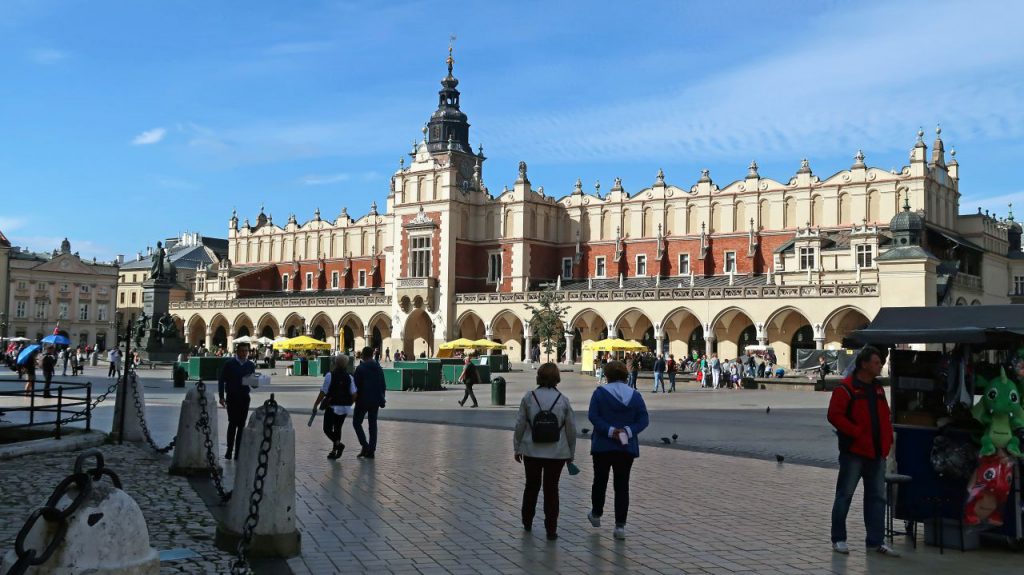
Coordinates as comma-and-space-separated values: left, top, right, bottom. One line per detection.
591, 451, 635, 526
225, 396, 251, 457
460, 384, 478, 407
353, 405, 379, 452
108, 362, 116, 377
43, 370, 53, 394
522, 456, 566, 535
323, 409, 346, 444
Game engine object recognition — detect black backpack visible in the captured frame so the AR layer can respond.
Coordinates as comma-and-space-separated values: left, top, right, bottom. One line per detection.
531, 391, 564, 443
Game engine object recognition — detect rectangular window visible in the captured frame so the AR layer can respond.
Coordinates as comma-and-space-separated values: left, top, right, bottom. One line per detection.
636, 254, 647, 276
799, 247, 817, 271
305, 272, 313, 290
856, 244, 873, 269
724, 251, 737, 273
488, 252, 502, 283
120, 292, 125, 304
60, 283, 69, 293
58, 303, 68, 320
1015, 276, 1024, 296
15, 301, 26, 318
562, 257, 573, 280
131, 292, 137, 304
34, 301, 47, 319
98, 305, 107, 322
132, 274, 137, 283
36, 282, 46, 292
79, 303, 89, 321
409, 236, 432, 278
358, 270, 367, 288
678, 253, 690, 275
595, 256, 607, 278
331, 271, 339, 289
98, 286, 107, 295
80, 285, 90, 294
281, 274, 289, 291
17, 280, 27, 290
197, 276, 205, 292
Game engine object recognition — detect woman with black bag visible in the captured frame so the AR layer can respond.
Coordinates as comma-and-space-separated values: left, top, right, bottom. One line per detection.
458, 354, 480, 407
312, 355, 358, 459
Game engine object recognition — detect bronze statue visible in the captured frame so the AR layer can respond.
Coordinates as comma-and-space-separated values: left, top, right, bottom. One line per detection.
158, 313, 178, 340
135, 311, 149, 345
150, 241, 165, 279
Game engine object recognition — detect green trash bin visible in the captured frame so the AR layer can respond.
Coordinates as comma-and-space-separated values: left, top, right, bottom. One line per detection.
490, 376, 506, 406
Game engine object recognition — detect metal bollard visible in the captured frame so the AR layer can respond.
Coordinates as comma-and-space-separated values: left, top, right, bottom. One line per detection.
215, 397, 300, 560
169, 382, 220, 476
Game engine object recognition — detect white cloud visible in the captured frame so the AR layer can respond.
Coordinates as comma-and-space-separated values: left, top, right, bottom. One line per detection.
6, 233, 115, 262
300, 173, 350, 186
30, 48, 66, 64
132, 127, 166, 146
0, 216, 27, 232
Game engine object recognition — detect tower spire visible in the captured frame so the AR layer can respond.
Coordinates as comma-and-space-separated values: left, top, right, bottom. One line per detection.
425, 38, 471, 154
447, 34, 456, 77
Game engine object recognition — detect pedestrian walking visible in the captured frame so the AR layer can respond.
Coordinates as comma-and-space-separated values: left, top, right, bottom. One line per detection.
458, 355, 480, 407
587, 360, 649, 540
710, 353, 722, 389
652, 354, 667, 393
514, 363, 577, 540
353, 346, 387, 458
312, 354, 357, 459
217, 342, 256, 460
816, 355, 831, 391
23, 348, 39, 393
827, 346, 899, 557
627, 354, 639, 389
666, 354, 677, 392
42, 347, 57, 398
59, 348, 68, 376
385, 347, 391, 362
107, 348, 119, 378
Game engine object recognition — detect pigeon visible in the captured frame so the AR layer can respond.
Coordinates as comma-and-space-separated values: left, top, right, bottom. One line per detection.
660, 437, 671, 445
581, 428, 590, 435
671, 433, 678, 444
766, 406, 771, 414
775, 454, 785, 463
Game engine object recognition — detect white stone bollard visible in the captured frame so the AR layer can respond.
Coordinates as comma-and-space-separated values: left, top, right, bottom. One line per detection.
0, 481, 159, 574
215, 400, 300, 558
169, 382, 220, 476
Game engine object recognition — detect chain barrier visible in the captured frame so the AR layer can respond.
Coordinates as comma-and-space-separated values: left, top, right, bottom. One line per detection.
127, 372, 176, 454
194, 379, 231, 501
87, 379, 120, 412
231, 394, 277, 575
6, 449, 119, 575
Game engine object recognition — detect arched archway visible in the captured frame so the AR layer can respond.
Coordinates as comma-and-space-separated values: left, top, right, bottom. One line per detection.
569, 308, 608, 357
282, 313, 305, 338
689, 325, 708, 358
187, 315, 207, 348
309, 312, 334, 349
491, 310, 525, 361
661, 307, 703, 359
403, 308, 433, 358
766, 307, 812, 368
337, 313, 365, 353
233, 313, 254, 339
457, 311, 486, 340
823, 306, 872, 349
710, 307, 755, 360
256, 313, 279, 340
367, 312, 393, 357
613, 308, 655, 351
210, 314, 230, 351
791, 325, 815, 365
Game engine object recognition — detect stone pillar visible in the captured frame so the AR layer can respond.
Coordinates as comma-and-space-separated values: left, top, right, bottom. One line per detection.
564, 331, 575, 364
522, 322, 532, 363
170, 383, 220, 476
226, 334, 234, 351
815, 338, 825, 350
216, 400, 300, 558
204, 328, 213, 352
705, 334, 717, 355
606, 322, 617, 339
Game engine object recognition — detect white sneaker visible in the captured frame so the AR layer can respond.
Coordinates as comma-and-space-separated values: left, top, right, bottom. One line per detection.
587, 511, 601, 527
875, 544, 901, 557
832, 541, 849, 554
613, 526, 626, 540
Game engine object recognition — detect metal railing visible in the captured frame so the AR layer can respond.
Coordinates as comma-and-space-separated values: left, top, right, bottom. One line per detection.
0, 379, 95, 439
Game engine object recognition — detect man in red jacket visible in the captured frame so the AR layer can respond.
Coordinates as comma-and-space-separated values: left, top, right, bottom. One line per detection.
827, 346, 900, 557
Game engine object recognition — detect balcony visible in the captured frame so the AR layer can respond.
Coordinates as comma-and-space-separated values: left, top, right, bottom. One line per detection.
170, 290, 390, 311
952, 273, 983, 291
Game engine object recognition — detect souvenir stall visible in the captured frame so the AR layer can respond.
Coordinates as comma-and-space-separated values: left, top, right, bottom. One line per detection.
851, 305, 1024, 550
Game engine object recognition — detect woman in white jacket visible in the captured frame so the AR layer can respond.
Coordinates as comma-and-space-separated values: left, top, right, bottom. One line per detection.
514, 362, 577, 540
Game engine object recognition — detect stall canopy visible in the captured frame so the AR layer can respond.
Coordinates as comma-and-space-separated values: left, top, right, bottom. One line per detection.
850, 305, 1024, 345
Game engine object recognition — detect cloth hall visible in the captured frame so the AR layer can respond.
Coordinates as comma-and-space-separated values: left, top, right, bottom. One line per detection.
169, 51, 1024, 368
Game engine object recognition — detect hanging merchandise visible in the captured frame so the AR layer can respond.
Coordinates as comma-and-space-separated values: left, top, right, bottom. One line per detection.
1011, 346, 1024, 384
971, 368, 1024, 457
964, 451, 1015, 526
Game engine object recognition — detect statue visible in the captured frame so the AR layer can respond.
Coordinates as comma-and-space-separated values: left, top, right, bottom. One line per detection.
134, 311, 149, 346
150, 241, 166, 280
158, 313, 179, 341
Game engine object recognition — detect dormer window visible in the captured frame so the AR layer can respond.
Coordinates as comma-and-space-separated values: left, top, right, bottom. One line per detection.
856, 244, 874, 268
799, 247, 817, 271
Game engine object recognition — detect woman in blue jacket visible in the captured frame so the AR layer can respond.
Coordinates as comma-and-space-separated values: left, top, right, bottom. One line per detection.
587, 360, 650, 540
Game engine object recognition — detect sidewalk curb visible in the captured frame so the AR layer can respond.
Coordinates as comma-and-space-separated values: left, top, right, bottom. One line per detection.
0, 430, 107, 461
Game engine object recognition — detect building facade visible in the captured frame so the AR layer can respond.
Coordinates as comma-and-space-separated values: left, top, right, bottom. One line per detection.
171, 52, 1024, 367
6, 239, 118, 349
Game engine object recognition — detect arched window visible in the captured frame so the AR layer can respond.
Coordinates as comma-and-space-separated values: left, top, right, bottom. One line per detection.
867, 190, 880, 223
735, 201, 747, 231
784, 197, 796, 228
811, 195, 823, 227
643, 207, 656, 237
759, 199, 770, 230
838, 193, 851, 225
621, 209, 632, 238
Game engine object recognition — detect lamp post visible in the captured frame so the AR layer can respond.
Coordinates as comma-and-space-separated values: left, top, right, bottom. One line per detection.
111, 314, 133, 444
0, 312, 7, 340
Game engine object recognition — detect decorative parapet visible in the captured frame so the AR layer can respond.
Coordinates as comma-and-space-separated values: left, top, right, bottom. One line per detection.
453, 283, 878, 304
397, 277, 436, 289
169, 293, 391, 311
952, 273, 983, 291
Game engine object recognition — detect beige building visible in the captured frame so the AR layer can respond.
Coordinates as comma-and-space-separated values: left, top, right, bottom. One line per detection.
6, 238, 118, 349
0, 229, 10, 339
170, 53, 1024, 366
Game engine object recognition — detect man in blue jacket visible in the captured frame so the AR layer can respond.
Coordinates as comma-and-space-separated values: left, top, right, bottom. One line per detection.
353, 346, 387, 458
218, 342, 256, 460
587, 360, 650, 540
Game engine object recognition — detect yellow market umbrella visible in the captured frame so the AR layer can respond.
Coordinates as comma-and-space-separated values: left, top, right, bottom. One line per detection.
471, 339, 504, 350
589, 338, 648, 352
272, 335, 332, 351
439, 338, 477, 350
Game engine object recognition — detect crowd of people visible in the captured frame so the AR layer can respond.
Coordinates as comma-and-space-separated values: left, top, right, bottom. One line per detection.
593, 348, 785, 390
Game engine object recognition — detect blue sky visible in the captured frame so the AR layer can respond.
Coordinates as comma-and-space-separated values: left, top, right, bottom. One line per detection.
1, 0, 1022, 261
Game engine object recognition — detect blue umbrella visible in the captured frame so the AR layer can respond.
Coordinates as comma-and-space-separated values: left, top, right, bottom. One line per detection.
16, 344, 41, 366
42, 334, 71, 346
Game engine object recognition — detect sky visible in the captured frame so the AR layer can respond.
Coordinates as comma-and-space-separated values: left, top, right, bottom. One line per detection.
1, 0, 1022, 262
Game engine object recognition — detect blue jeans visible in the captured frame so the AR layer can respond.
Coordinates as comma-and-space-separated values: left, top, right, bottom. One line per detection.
353, 405, 379, 452
667, 372, 677, 391
652, 372, 665, 392
831, 451, 887, 547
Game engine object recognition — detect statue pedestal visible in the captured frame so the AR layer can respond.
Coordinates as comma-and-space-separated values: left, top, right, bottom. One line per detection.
139, 279, 187, 363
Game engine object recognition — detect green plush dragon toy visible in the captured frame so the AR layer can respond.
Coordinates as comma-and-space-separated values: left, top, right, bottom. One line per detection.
972, 367, 1024, 457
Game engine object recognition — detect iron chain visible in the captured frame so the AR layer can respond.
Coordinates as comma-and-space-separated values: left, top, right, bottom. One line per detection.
87, 379, 120, 412
231, 395, 277, 575
6, 449, 119, 575
127, 372, 176, 454
194, 380, 231, 501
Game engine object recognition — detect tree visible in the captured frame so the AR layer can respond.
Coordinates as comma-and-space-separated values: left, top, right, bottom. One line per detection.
524, 287, 570, 363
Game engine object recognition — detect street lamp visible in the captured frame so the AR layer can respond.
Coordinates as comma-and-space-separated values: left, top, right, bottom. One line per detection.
0, 311, 7, 339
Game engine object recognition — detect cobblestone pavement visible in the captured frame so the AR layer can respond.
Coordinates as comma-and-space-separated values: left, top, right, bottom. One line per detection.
0, 444, 234, 573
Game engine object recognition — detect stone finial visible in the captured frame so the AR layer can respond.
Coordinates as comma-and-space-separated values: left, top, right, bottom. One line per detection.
915, 127, 926, 148
852, 149, 865, 169
594, 180, 601, 195
478, 143, 484, 157
421, 124, 428, 141
797, 158, 811, 174
267, 213, 273, 224
399, 156, 405, 168
747, 160, 759, 178
573, 177, 583, 195
655, 168, 665, 185
288, 214, 296, 225
314, 207, 320, 220
516, 161, 529, 184
370, 200, 378, 214
1007, 202, 1014, 222
613, 176, 622, 190
698, 168, 711, 183
949, 147, 957, 164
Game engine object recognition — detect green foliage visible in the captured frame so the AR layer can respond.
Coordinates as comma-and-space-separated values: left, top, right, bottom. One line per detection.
524, 288, 569, 362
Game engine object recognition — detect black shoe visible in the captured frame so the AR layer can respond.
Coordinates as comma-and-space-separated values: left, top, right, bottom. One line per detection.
458, 400, 464, 406
364, 450, 375, 459
357, 448, 367, 458
224, 451, 232, 460
522, 522, 532, 532
546, 533, 558, 540
327, 444, 342, 460
471, 404, 478, 408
